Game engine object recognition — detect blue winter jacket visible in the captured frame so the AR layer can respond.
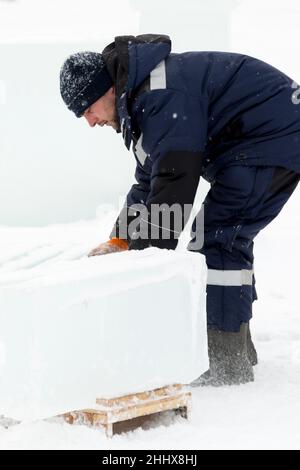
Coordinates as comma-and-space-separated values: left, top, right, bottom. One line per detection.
102, 34, 300, 249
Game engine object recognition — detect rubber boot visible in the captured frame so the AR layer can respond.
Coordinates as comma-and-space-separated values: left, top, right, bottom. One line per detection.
247, 325, 258, 366
190, 323, 254, 387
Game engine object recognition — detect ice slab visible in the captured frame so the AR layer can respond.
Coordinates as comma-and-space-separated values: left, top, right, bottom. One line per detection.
0, 239, 208, 421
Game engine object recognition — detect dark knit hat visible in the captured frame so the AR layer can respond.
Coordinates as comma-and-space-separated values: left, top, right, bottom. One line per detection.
60, 51, 113, 117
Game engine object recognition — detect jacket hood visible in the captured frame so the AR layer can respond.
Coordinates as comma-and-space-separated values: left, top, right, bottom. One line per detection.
102, 34, 171, 98
102, 34, 171, 149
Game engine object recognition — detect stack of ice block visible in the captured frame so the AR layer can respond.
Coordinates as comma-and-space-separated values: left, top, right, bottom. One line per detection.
0, 242, 208, 421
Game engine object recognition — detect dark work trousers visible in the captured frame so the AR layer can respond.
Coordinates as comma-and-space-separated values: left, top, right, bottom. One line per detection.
189, 165, 300, 331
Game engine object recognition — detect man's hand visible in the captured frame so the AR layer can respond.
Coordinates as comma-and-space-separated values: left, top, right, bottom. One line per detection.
88, 237, 129, 257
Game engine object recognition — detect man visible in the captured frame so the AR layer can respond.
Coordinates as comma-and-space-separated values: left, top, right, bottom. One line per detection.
60, 34, 300, 386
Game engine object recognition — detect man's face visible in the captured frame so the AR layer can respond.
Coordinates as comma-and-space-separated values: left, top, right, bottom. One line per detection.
83, 86, 119, 131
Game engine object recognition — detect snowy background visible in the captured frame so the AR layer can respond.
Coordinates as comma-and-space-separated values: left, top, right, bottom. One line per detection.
0, 0, 300, 450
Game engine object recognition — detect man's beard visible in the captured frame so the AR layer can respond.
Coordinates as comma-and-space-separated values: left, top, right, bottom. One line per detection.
114, 114, 121, 133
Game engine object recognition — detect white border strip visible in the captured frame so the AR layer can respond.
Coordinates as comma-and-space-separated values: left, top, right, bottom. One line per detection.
150, 60, 166, 90
135, 133, 147, 166
207, 269, 254, 286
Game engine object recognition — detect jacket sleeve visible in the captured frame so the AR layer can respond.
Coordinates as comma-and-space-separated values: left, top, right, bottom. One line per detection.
128, 89, 207, 250
109, 160, 151, 241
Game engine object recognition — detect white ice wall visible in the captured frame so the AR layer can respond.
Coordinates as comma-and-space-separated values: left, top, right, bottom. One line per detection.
134, 0, 238, 52
231, 0, 300, 82
5, 1, 298, 228
0, 0, 235, 227
0, 0, 140, 227
0, 41, 139, 227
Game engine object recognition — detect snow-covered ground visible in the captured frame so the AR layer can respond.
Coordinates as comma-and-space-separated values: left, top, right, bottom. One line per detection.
0, 186, 300, 450
1, 0, 300, 452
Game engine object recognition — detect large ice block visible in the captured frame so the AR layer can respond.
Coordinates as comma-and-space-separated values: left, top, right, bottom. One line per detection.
0, 241, 208, 421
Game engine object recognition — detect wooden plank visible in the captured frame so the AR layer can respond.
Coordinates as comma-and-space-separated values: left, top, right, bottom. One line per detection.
104, 423, 113, 438
95, 384, 182, 408
107, 393, 191, 424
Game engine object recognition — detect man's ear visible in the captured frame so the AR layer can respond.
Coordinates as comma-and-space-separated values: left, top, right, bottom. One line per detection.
110, 85, 116, 97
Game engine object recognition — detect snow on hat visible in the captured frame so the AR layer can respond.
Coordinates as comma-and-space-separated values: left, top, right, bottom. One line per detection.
60, 51, 113, 118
